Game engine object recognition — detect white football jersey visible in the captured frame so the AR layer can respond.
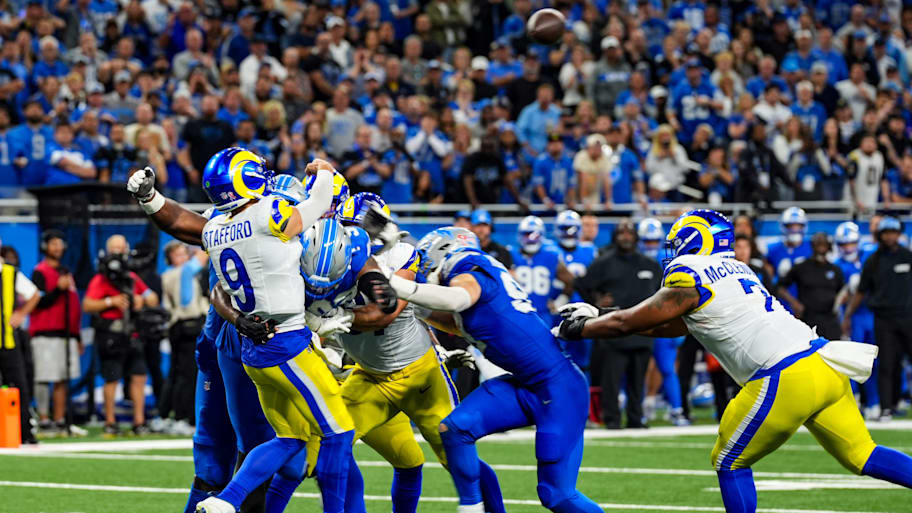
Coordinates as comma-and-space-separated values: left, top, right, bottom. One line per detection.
202, 196, 307, 330
665, 254, 818, 385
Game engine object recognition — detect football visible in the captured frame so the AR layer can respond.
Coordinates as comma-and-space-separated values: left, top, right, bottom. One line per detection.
526, 8, 566, 45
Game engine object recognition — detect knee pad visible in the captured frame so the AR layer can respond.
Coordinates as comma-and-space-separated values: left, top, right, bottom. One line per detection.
536, 482, 570, 511
440, 414, 475, 446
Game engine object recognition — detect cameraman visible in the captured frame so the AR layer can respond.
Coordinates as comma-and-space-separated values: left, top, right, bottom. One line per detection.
29, 229, 84, 436
83, 235, 159, 436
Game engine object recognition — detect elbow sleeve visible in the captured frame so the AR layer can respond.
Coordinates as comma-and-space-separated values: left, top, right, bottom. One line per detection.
389, 275, 473, 312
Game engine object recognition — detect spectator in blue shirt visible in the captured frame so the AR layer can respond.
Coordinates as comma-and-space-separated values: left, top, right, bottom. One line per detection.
745, 56, 790, 100
233, 119, 272, 163
44, 121, 97, 185
486, 39, 522, 92
816, 0, 856, 30
8, 100, 54, 186
343, 124, 392, 196
0, 103, 17, 189
516, 83, 561, 155
813, 28, 848, 84
782, 30, 819, 75
791, 80, 827, 142
698, 144, 735, 203
532, 132, 577, 209
32, 36, 69, 86
162, 2, 205, 61
639, 1, 670, 57
886, 155, 912, 205
669, 60, 722, 145
668, 0, 706, 31
501, 0, 530, 42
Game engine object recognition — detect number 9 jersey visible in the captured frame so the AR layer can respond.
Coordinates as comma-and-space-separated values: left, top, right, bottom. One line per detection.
664, 253, 817, 386
202, 196, 308, 331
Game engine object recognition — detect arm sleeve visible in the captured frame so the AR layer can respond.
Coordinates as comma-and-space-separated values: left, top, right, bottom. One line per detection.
31, 270, 63, 309
388, 274, 474, 312
293, 168, 334, 230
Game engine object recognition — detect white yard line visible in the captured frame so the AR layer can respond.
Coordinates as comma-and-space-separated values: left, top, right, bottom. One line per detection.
5, 419, 909, 454
0, 450, 885, 481
0, 480, 895, 513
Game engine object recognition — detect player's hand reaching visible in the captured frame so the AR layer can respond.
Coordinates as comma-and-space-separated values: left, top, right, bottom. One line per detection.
558, 302, 604, 321
236, 313, 277, 344
438, 347, 477, 372
358, 270, 398, 314
305, 158, 334, 176
127, 167, 157, 202
361, 205, 409, 255
308, 309, 355, 338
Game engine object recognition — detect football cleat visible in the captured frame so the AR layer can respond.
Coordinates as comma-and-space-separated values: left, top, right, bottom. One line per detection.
196, 496, 236, 513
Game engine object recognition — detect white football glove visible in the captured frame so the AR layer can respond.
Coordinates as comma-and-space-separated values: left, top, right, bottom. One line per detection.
361, 205, 409, 255
436, 346, 477, 371
127, 167, 156, 202
307, 309, 354, 338
557, 302, 601, 321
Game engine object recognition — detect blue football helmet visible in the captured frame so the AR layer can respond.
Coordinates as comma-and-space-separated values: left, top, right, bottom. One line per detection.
555, 210, 582, 250
415, 227, 480, 282
637, 217, 664, 258
664, 209, 734, 267
273, 174, 306, 204
300, 218, 353, 300
780, 206, 808, 246
202, 148, 274, 212
304, 168, 351, 218
834, 221, 860, 260
518, 215, 546, 254
336, 192, 390, 226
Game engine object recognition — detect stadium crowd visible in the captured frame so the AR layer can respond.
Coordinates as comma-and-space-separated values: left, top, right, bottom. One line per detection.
0, 0, 909, 211
0, 0, 910, 442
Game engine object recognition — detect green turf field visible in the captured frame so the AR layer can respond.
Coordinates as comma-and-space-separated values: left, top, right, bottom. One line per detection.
1, 422, 911, 513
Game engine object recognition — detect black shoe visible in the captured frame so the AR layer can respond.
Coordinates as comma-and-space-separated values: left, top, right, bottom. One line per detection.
103, 424, 121, 437
603, 422, 622, 430
22, 436, 39, 445
132, 423, 151, 436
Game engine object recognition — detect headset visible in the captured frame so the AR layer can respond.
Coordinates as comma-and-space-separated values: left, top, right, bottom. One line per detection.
40, 229, 66, 255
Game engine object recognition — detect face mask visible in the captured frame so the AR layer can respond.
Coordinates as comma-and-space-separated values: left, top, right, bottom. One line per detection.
786, 232, 804, 246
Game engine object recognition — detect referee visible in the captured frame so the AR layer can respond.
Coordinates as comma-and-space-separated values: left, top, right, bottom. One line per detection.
844, 216, 912, 421
778, 232, 844, 340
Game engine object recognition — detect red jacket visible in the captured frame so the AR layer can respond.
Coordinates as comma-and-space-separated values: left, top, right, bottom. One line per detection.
29, 261, 81, 337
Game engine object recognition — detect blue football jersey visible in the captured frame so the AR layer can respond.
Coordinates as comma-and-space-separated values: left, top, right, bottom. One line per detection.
510, 244, 563, 323
766, 240, 812, 313
835, 251, 872, 318
766, 240, 812, 282
440, 250, 570, 383
558, 242, 597, 279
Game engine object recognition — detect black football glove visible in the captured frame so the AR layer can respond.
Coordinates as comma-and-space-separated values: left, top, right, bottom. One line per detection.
358, 270, 398, 314
236, 313, 277, 344
557, 318, 588, 340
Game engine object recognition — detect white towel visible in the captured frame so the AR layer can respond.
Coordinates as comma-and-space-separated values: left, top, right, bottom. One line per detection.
817, 341, 879, 383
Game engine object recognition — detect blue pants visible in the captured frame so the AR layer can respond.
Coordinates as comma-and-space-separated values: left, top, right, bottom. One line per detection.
218, 325, 276, 453
441, 363, 601, 513
653, 337, 683, 409
192, 333, 237, 488
562, 339, 592, 382
192, 327, 276, 484
850, 313, 880, 408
